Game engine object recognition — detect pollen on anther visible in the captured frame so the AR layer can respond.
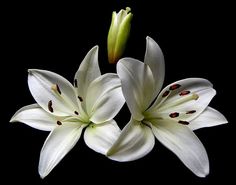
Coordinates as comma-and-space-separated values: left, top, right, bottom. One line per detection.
78, 96, 83, 102
74, 111, 79, 115
74, 79, 78, 88
169, 112, 179, 118
162, 90, 170, 97
48, 100, 53, 113
179, 90, 190, 96
186, 110, 196, 114
178, 120, 189, 125
56, 84, 61, 94
169, 84, 181, 90
57, 121, 62, 125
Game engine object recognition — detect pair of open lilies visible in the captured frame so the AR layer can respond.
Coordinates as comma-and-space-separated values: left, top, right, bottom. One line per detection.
10, 36, 227, 178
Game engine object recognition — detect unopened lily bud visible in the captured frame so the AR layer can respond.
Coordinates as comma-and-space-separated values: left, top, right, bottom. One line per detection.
107, 7, 133, 64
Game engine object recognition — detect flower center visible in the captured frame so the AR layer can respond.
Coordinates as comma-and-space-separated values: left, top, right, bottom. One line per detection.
50, 83, 80, 117
144, 89, 199, 126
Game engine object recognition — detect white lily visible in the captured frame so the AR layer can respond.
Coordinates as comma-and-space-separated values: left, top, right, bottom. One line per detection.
10, 46, 125, 178
107, 37, 228, 177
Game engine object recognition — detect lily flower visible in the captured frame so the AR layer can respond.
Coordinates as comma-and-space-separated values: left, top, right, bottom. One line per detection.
107, 37, 227, 177
10, 46, 125, 178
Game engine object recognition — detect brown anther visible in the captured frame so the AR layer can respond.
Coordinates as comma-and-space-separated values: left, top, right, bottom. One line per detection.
179, 90, 190, 96
169, 84, 181, 90
169, 112, 179, 118
56, 84, 61, 94
74, 111, 79, 115
186, 110, 196, 114
74, 79, 78, 88
162, 90, 170, 97
57, 121, 62, 125
48, 100, 53, 113
178, 120, 189, 125
78, 96, 83, 102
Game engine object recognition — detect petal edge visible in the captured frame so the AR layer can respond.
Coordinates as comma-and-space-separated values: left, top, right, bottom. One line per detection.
107, 118, 155, 162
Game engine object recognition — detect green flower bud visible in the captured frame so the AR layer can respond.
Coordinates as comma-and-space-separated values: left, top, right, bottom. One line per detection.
107, 7, 133, 64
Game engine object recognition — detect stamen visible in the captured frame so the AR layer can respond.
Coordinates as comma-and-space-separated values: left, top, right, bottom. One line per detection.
173, 93, 199, 105
179, 90, 190, 96
74, 79, 78, 88
51, 84, 61, 95
48, 100, 53, 113
178, 120, 189, 125
158, 93, 199, 111
74, 111, 79, 115
186, 110, 196, 114
57, 121, 62, 125
169, 84, 181, 90
78, 96, 83, 102
169, 112, 179, 118
162, 90, 170, 97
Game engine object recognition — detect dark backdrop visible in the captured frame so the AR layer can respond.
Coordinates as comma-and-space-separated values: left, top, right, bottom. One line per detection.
2, 1, 234, 184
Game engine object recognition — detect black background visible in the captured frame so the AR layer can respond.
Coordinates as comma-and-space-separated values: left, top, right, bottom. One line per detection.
2, 0, 234, 184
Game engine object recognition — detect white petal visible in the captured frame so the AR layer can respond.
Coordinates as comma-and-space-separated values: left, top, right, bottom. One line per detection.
107, 119, 155, 161
84, 120, 121, 155
87, 73, 125, 123
10, 104, 58, 131
144, 36, 165, 96
74, 46, 101, 99
117, 58, 155, 121
28, 69, 79, 116
38, 122, 85, 178
189, 107, 228, 130
151, 120, 209, 177
147, 78, 216, 121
